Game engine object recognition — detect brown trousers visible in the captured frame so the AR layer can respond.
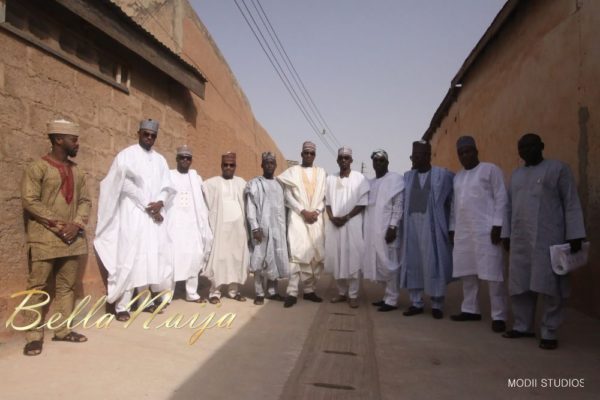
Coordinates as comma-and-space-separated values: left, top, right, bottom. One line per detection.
24, 256, 79, 342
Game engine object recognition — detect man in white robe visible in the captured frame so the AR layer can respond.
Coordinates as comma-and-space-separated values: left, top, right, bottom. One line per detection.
400, 140, 454, 319
95, 119, 175, 321
449, 136, 508, 332
501, 133, 586, 350
326, 147, 369, 308
363, 149, 404, 312
277, 141, 327, 308
202, 152, 249, 304
245, 152, 290, 305
165, 145, 213, 302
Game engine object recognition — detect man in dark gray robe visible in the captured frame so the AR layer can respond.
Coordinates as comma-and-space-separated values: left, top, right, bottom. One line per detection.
245, 152, 290, 305
502, 133, 586, 350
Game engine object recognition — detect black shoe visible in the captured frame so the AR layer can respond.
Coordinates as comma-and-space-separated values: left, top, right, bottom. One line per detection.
403, 306, 424, 316
372, 300, 385, 307
502, 329, 535, 339
303, 292, 323, 303
450, 312, 482, 321
254, 296, 264, 305
284, 296, 297, 308
539, 339, 558, 350
491, 320, 506, 333
266, 293, 285, 301
378, 304, 398, 312
432, 308, 444, 319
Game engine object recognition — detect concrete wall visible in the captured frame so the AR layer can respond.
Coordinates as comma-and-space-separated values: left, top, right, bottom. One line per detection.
428, 0, 600, 317
0, 0, 284, 334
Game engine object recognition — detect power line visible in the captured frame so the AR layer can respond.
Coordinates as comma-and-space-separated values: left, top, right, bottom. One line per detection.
252, 0, 343, 149
234, 0, 339, 157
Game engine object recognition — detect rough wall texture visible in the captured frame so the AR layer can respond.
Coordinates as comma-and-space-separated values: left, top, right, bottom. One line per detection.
428, 0, 600, 317
0, 0, 283, 335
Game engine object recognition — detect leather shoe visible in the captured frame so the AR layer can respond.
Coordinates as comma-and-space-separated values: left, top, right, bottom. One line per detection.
502, 329, 535, 339
284, 296, 297, 308
491, 320, 506, 333
539, 339, 558, 350
254, 296, 264, 305
432, 308, 444, 319
450, 312, 482, 321
303, 292, 323, 303
378, 304, 398, 312
372, 300, 385, 307
403, 306, 424, 316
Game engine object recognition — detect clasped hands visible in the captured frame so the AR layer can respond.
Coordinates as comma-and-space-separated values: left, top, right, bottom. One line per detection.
301, 209, 319, 224
55, 222, 81, 245
146, 201, 164, 223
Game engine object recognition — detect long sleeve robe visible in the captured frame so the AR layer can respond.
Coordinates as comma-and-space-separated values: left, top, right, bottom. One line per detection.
244, 176, 290, 280
94, 144, 175, 303
450, 162, 507, 281
277, 165, 327, 269
400, 166, 454, 297
202, 176, 249, 287
166, 169, 213, 281
502, 159, 586, 298
362, 171, 404, 281
325, 171, 370, 279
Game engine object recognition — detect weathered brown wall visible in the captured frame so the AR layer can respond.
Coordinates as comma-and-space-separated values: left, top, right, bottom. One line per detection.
0, 0, 283, 335
428, 0, 600, 317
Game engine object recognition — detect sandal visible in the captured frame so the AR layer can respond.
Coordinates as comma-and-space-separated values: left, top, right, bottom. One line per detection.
23, 340, 43, 356
231, 294, 247, 302
142, 304, 165, 314
52, 331, 88, 343
208, 296, 220, 304
116, 311, 130, 322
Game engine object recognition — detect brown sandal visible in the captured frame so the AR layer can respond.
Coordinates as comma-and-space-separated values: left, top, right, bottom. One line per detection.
52, 331, 88, 343
23, 340, 43, 356
208, 296, 220, 304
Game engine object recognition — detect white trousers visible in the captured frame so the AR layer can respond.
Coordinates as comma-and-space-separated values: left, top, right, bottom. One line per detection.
115, 283, 170, 313
335, 277, 360, 299
382, 269, 400, 306
166, 275, 201, 301
511, 291, 564, 340
254, 271, 277, 297
286, 260, 323, 297
460, 275, 508, 321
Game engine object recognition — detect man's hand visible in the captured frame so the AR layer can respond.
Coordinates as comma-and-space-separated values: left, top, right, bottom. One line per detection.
448, 231, 454, 246
491, 226, 502, 245
252, 229, 264, 243
502, 238, 510, 252
58, 222, 81, 245
330, 215, 348, 228
385, 227, 397, 244
146, 201, 164, 218
568, 238, 583, 254
301, 209, 319, 224
151, 213, 164, 223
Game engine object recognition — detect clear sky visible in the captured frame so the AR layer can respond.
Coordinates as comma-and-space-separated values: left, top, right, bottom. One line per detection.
190, 0, 506, 175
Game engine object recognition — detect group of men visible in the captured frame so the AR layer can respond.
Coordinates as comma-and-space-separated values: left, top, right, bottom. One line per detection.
20, 117, 586, 356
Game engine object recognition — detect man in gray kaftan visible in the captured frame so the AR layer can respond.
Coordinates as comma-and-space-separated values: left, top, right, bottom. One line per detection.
245, 152, 290, 305
502, 133, 585, 350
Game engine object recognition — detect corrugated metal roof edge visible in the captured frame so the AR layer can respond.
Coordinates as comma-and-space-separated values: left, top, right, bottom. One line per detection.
422, 0, 521, 142
105, 0, 207, 83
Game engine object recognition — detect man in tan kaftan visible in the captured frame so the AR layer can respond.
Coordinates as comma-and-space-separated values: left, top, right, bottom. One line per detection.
21, 119, 91, 356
